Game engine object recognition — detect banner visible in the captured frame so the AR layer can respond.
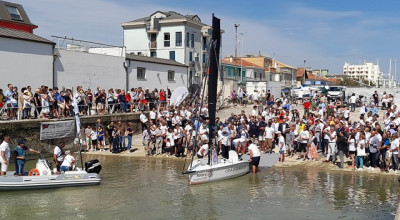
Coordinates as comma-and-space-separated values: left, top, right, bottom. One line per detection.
40, 120, 76, 140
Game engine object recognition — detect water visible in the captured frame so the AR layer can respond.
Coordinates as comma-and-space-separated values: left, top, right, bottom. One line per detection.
0, 155, 398, 220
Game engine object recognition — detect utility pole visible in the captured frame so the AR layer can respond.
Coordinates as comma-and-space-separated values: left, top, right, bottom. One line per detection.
234, 24, 240, 87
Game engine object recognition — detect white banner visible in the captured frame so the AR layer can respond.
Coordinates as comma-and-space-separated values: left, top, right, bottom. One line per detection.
40, 120, 76, 140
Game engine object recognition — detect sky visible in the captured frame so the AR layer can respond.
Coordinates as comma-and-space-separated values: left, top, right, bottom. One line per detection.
11, 0, 400, 78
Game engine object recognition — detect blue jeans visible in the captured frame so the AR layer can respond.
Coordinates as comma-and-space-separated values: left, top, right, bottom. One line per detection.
127, 135, 132, 150
392, 155, 399, 171
119, 136, 125, 150
356, 156, 364, 168
60, 166, 70, 172
120, 102, 127, 112
112, 137, 120, 153
15, 162, 24, 175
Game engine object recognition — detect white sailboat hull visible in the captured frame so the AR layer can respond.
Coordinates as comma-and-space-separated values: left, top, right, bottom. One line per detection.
188, 151, 250, 184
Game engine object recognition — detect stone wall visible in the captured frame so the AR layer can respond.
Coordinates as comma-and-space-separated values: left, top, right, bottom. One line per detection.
0, 112, 142, 158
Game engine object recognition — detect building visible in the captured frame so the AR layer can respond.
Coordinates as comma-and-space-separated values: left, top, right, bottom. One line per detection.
53, 36, 188, 90
121, 11, 212, 86
0, 0, 55, 88
343, 62, 382, 84
312, 69, 329, 77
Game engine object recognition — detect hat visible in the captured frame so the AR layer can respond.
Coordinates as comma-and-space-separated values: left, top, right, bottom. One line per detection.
17, 139, 25, 145
65, 150, 71, 155
276, 131, 281, 134
23, 90, 28, 94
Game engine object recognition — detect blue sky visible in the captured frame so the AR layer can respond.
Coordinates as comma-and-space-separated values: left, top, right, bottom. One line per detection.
12, 0, 400, 78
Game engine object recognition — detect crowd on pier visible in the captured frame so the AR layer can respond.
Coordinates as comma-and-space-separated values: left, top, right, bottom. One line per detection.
0, 83, 173, 120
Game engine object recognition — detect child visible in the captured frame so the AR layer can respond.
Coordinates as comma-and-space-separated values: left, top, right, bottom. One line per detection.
10, 94, 18, 119
165, 138, 172, 157
97, 127, 105, 152
277, 131, 285, 163
90, 127, 98, 152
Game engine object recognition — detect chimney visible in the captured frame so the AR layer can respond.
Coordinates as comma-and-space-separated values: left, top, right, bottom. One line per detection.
230, 56, 233, 63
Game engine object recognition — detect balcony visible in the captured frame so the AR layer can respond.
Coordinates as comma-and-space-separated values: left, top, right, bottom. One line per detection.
149, 41, 157, 50
146, 28, 159, 34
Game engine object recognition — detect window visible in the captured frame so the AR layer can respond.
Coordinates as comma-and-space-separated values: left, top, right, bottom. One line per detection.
203, 37, 207, 50
189, 52, 193, 61
186, 32, 190, 47
169, 51, 175, 60
191, 33, 195, 48
175, 32, 182, 46
7, 6, 22, 20
203, 54, 206, 64
168, 70, 175, 81
137, 67, 146, 79
150, 52, 157, 57
164, 33, 170, 47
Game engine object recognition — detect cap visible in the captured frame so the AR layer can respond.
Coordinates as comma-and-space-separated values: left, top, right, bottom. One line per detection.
17, 139, 25, 145
276, 131, 281, 134
65, 150, 71, 155
23, 90, 28, 94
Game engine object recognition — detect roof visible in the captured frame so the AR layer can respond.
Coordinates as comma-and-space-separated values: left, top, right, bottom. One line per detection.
122, 11, 206, 27
0, 0, 37, 27
126, 53, 188, 67
297, 68, 307, 78
0, 26, 54, 44
221, 57, 263, 68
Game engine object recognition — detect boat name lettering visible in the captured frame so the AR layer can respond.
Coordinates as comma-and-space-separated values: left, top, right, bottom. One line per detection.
225, 164, 248, 173
62, 175, 83, 180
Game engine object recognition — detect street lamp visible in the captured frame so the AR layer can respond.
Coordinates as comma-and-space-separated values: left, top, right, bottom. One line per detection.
234, 24, 240, 85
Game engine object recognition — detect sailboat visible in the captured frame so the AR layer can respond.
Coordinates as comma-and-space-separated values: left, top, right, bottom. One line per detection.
183, 15, 249, 184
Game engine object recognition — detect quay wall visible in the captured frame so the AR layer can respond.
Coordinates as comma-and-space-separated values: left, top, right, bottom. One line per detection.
0, 113, 142, 157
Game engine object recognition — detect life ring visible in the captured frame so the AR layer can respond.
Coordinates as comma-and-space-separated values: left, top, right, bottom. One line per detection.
28, 168, 40, 176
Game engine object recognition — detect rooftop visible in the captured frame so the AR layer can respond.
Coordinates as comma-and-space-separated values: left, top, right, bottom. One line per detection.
121, 10, 206, 27
0, 26, 54, 44
0, 0, 37, 28
126, 53, 188, 67
221, 57, 263, 68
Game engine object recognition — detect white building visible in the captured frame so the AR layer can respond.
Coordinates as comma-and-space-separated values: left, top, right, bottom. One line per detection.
343, 62, 382, 83
121, 11, 212, 86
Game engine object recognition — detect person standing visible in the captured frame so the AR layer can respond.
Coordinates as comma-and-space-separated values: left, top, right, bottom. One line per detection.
248, 140, 260, 173
13, 139, 40, 176
0, 136, 11, 176
324, 125, 337, 163
372, 91, 379, 107
336, 131, 348, 169
53, 142, 65, 174
349, 93, 357, 112
117, 121, 126, 151
390, 133, 399, 173
142, 127, 152, 156
140, 111, 148, 132
154, 124, 164, 155
298, 126, 310, 160
126, 123, 134, 152
277, 131, 285, 163
112, 126, 120, 154
356, 133, 367, 170
368, 130, 379, 171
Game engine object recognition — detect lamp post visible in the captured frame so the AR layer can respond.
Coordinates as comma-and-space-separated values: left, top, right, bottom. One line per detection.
239, 33, 244, 83
234, 24, 240, 87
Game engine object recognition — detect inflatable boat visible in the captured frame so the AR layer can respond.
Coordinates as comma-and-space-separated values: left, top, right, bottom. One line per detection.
0, 158, 101, 190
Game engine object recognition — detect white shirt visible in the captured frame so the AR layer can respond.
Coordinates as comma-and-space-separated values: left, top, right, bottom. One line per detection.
357, 140, 366, 156
349, 96, 357, 104
0, 141, 10, 162
391, 138, 399, 154
54, 146, 64, 162
252, 109, 257, 117
140, 113, 148, 123
90, 130, 97, 140
61, 154, 75, 167
344, 110, 350, 118
348, 138, 356, 151
248, 143, 260, 157
278, 135, 286, 151
197, 144, 209, 156
264, 127, 274, 139
149, 111, 157, 120
300, 130, 310, 143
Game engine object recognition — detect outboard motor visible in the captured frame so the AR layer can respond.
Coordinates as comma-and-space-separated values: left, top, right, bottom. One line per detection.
85, 159, 102, 174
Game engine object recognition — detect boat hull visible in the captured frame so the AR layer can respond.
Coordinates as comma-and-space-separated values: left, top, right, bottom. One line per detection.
0, 171, 100, 190
188, 160, 250, 184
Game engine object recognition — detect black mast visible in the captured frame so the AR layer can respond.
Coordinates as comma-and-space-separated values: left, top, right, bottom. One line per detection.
208, 14, 221, 165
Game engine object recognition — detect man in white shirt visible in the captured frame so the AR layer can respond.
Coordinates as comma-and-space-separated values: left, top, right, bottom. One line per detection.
140, 111, 148, 132
264, 123, 275, 154
0, 136, 11, 176
149, 108, 157, 124
248, 140, 260, 173
53, 142, 65, 173
390, 133, 399, 173
349, 93, 357, 112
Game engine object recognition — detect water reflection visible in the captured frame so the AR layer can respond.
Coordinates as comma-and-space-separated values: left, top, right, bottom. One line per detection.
0, 156, 397, 219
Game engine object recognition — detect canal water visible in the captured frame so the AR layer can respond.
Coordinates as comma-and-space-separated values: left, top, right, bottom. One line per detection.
0, 155, 398, 219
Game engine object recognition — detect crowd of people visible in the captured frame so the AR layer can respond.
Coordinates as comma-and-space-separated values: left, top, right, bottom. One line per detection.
0, 83, 172, 120
135, 89, 400, 174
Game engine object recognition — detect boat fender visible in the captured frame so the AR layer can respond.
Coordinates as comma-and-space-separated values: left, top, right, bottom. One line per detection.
28, 168, 40, 176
